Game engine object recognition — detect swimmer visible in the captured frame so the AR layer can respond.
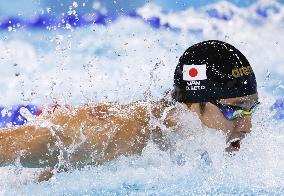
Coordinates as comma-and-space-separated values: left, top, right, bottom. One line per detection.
0, 40, 259, 181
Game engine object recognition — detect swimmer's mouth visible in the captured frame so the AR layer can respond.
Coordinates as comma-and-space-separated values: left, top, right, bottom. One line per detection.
230, 139, 241, 149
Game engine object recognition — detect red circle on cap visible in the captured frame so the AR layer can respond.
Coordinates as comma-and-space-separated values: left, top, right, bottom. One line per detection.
189, 68, 198, 77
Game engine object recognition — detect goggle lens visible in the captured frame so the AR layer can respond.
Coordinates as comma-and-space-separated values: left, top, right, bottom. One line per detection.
211, 101, 259, 120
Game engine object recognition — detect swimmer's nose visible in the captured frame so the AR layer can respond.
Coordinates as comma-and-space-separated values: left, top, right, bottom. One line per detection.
234, 115, 252, 135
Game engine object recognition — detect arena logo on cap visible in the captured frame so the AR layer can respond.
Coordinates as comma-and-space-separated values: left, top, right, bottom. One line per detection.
183, 64, 207, 81
232, 66, 253, 78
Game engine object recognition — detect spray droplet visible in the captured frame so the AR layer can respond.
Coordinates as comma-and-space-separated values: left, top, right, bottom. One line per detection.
73, 1, 78, 8
46, 7, 52, 13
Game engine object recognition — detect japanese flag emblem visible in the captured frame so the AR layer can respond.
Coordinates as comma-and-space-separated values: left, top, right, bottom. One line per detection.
183, 64, 207, 81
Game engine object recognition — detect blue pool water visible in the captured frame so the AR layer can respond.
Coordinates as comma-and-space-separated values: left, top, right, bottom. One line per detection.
0, 0, 284, 195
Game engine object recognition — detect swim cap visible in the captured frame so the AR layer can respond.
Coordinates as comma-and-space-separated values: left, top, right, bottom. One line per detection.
173, 40, 257, 103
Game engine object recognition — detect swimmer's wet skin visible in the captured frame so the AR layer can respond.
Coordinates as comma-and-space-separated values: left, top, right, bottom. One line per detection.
0, 40, 258, 182
0, 101, 178, 181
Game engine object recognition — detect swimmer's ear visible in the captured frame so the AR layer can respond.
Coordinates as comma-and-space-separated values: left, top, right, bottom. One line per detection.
186, 103, 192, 110
186, 103, 203, 115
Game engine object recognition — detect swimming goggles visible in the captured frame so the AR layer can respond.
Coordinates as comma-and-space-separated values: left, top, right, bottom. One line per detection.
210, 100, 260, 120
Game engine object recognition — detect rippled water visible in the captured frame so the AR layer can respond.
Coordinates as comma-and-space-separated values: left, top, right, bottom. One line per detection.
0, 1, 284, 195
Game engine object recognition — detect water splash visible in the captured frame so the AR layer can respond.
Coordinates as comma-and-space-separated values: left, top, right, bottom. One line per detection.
0, 1, 284, 194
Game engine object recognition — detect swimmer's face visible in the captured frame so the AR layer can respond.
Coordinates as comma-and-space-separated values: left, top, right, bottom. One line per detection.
187, 93, 259, 138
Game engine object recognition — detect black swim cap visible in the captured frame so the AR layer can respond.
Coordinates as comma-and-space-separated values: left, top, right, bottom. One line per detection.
173, 40, 257, 103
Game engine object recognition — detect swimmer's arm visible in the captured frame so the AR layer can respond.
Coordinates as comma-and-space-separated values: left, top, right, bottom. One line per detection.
0, 125, 74, 182
0, 125, 58, 164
